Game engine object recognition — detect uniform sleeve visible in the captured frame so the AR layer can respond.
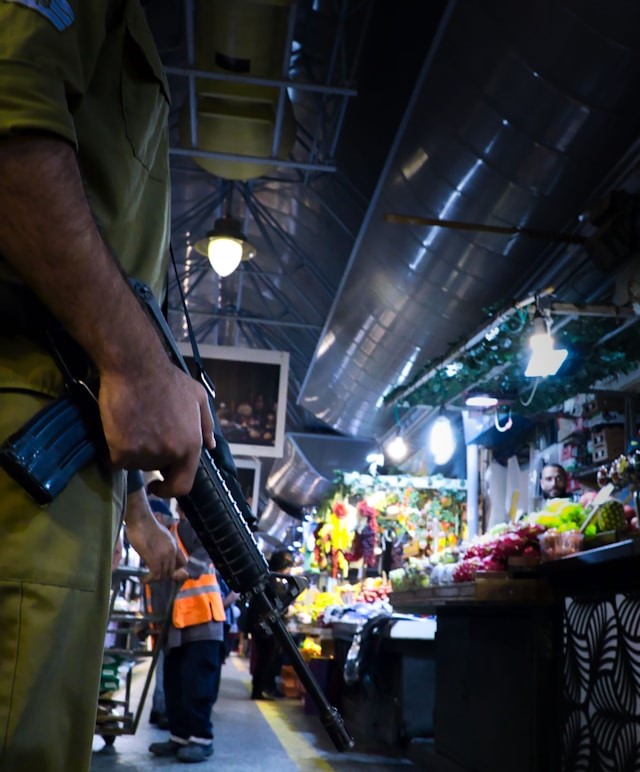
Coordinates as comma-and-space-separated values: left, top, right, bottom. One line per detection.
0, 0, 109, 144
126, 469, 145, 494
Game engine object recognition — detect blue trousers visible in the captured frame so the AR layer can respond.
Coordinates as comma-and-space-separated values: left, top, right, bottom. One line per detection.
163, 640, 222, 742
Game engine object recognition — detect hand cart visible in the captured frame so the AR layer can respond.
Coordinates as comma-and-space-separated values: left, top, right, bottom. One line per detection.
95, 565, 176, 749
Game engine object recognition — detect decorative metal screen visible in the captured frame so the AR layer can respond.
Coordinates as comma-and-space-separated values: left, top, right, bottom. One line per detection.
562, 593, 640, 771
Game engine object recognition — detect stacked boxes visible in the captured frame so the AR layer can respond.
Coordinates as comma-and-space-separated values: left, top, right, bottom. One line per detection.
584, 395, 626, 463
591, 426, 626, 463
582, 394, 624, 424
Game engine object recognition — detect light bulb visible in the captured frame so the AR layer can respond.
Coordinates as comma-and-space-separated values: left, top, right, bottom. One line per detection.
465, 394, 498, 409
207, 237, 243, 277
525, 312, 568, 377
529, 329, 554, 353
386, 436, 407, 462
525, 347, 568, 377
430, 415, 455, 465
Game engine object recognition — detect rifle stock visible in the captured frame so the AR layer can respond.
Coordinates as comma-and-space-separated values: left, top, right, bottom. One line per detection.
0, 279, 355, 752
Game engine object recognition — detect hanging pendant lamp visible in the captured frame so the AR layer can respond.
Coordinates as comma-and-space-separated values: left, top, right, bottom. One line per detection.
195, 215, 257, 277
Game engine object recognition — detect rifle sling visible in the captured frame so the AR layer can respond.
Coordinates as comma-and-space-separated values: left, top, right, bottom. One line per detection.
0, 281, 95, 392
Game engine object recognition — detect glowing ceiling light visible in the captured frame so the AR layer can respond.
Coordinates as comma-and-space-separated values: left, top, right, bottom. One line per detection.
386, 435, 407, 462
194, 215, 256, 277
429, 414, 456, 465
465, 394, 499, 409
525, 312, 568, 378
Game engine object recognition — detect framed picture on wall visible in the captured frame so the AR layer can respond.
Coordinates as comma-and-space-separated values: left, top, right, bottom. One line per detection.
234, 458, 262, 515
178, 343, 289, 458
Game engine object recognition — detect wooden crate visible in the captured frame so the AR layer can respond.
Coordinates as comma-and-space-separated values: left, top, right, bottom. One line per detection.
280, 665, 304, 699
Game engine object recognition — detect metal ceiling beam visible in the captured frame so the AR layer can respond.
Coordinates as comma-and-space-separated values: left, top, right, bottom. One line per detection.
272, 0, 299, 158
169, 147, 336, 174
384, 213, 588, 245
242, 190, 335, 296
169, 0, 360, 175
549, 302, 638, 318
177, 313, 322, 330
163, 65, 357, 97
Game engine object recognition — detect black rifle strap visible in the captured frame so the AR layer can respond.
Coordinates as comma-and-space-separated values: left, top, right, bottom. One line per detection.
0, 281, 94, 397
169, 245, 246, 486
165, 249, 248, 510
169, 244, 216, 400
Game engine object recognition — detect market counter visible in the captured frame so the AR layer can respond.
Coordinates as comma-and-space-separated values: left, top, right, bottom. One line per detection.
290, 539, 640, 769
434, 601, 555, 772
383, 536, 640, 772
540, 535, 640, 772
327, 616, 438, 752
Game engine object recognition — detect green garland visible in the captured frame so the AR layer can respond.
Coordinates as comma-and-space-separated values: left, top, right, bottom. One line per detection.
384, 310, 640, 415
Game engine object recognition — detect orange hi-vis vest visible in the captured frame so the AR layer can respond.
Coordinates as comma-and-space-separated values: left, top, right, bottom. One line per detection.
172, 528, 226, 629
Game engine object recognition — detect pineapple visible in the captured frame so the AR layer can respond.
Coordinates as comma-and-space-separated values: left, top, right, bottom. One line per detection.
596, 499, 626, 531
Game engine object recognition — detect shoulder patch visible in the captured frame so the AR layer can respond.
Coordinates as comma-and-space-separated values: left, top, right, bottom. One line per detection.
5, 0, 74, 31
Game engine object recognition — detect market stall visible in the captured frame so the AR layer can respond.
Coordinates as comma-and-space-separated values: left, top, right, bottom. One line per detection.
301, 471, 467, 579
261, 472, 465, 754
266, 440, 640, 770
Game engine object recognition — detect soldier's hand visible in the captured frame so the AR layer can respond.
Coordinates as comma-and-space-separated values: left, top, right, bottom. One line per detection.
99, 360, 215, 497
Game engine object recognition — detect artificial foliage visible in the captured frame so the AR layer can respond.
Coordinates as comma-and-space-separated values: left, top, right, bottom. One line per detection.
384, 306, 640, 414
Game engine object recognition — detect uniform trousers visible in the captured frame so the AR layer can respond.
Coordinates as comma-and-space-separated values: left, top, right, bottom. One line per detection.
0, 334, 122, 772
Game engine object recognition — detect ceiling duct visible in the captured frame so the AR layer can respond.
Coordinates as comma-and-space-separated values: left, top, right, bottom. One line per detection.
256, 498, 301, 552
181, 0, 296, 180
266, 432, 375, 509
298, 0, 640, 441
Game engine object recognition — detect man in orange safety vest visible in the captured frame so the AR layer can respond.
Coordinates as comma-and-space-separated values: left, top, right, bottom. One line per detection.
148, 503, 229, 764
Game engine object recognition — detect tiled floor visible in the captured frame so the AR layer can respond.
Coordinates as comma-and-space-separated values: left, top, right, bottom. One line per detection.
90, 652, 421, 771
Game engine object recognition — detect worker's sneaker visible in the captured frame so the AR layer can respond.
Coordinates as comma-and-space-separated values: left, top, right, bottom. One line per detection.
251, 690, 275, 700
149, 739, 185, 757
176, 741, 214, 763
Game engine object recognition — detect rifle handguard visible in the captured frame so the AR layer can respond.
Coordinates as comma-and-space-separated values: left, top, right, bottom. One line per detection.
178, 450, 269, 594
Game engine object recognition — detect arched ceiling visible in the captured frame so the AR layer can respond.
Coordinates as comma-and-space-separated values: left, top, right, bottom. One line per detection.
145, 0, 640, 500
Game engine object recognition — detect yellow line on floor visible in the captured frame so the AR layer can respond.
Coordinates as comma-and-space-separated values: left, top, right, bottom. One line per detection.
230, 655, 246, 673
228, 655, 333, 771
254, 700, 334, 772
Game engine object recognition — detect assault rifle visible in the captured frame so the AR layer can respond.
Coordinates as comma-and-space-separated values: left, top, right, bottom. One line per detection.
0, 279, 354, 752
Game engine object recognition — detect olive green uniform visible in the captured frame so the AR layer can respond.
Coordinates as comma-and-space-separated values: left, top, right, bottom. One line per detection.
0, 1, 170, 769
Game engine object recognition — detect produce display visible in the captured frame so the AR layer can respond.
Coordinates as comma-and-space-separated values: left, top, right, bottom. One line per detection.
451, 521, 545, 582
538, 529, 583, 561
597, 450, 640, 489
385, 493, 639, 590
594, 498, 626, 530
300, 637, 322, 658
290, 587, 347, 626
528, 498, 590, 533
297, 471, 638, 608
289, 578, 391, 627
389, 556, 431, 591
578, 490, 636, 532
306, 473, 466, 578
595, 451, 640, 529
